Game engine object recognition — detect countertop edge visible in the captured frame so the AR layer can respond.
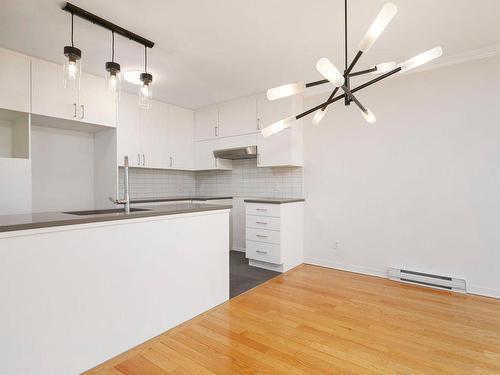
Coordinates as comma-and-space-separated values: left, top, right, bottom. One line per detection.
243, 199, 305, 204
0, 205, 231, 234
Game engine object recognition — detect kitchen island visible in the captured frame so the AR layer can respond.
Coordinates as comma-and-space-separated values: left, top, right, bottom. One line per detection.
0, 203, 231, 375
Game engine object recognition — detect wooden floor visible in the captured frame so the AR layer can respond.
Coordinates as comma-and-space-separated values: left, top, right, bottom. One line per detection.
85, 265, 500, 375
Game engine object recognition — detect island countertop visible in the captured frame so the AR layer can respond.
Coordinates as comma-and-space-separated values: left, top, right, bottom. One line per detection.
0, 203, 232, 233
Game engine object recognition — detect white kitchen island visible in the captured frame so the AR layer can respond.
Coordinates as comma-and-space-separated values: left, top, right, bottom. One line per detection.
0, 204, 230, 375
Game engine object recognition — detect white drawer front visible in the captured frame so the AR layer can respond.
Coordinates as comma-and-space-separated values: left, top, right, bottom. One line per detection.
246, 203, 280, 217
246, 227, 280, 244
246, 241, 282, 264
246, 215, 280, 231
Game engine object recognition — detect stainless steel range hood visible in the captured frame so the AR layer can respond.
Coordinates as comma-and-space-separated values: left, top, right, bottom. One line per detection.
213, 146, 257, 160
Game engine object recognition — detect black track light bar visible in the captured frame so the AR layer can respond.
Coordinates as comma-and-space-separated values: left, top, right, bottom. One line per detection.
349, 67, 378, 77
62, 2, 155, 49
295, 67, 402, 120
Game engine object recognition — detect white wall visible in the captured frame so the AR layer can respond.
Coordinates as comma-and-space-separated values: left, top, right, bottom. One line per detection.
303, 55, 500, 298
31, 125, 95, 212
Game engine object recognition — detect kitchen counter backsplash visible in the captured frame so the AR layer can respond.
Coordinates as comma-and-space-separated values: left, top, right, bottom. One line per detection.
119, 159, 303, 199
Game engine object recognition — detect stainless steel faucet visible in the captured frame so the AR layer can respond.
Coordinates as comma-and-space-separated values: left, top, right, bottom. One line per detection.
109, 156, 131, 213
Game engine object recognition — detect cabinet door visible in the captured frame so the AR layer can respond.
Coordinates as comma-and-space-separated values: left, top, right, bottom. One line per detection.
167, 104, 194, 170
0, 48, 30, 113
218, 96, 257, 137
78, 72, 116, 127
194, 107, 218, 141
256, 94, 303, 167
117, 92, 142, 167
32, 59, 78, 120
140, 100, 168, 169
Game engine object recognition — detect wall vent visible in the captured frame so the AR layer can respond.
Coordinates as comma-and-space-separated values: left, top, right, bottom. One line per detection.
388, 268, 466, 293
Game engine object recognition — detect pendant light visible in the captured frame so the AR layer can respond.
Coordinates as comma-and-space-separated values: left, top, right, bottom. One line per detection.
105, 31, 121, 98
262, 0, 443, 137
139, 46, 153, 109
63, 12, 82, 90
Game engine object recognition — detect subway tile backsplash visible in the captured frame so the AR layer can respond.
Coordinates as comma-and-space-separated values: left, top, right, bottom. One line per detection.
119, 159, 303, 199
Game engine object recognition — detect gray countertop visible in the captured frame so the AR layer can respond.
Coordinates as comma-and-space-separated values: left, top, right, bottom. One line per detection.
131, 196, 233, 203
244, 198, 305, 204
0, 203, 232, 233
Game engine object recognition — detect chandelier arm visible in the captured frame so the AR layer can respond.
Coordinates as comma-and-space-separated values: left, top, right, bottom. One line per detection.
319, 87, 340, 112
305, 79, 329, 88
349, 67, 377, 77
340, 85, 367, 112
295, 67, 401, 120
345, 51, 363, 76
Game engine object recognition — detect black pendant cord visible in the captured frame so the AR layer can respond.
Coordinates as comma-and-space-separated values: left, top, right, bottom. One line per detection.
144, 45, 148, 74
111, 31, 115, 62
344, 0, 348, 73
71, 13, 74, 47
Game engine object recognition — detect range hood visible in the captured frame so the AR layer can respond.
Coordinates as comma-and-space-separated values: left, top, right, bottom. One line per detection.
213, 146, 257, 160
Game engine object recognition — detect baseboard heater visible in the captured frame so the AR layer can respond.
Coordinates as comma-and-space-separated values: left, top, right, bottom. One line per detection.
388, 268, 466, 293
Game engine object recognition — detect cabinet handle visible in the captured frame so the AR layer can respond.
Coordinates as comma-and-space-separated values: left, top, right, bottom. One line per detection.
256, 234, 268, 238
257, 118, 261, 130
256, 250, 268, 254
215, 126, 219, 137
73, 103, 77, 118
170, 156, 173, 168
137, 153, 141, 165
80, 104, 85, 119
256, 222, 268, 225
142, 154, 145, 166
256, 208, 267, 211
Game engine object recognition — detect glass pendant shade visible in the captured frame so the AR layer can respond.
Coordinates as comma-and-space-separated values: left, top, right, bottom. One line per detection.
398, 47, 443, 72
105, 61, 121, 98
316, 58, 344, 87
358, 3, 397, 52
362, 108, 376, 124
139, 73, 153, 109
261, 116, 295, 138
312, 107, 328, 125
267, 82, 306, 101
63, 46, 82, 90
373, 61, 397, 74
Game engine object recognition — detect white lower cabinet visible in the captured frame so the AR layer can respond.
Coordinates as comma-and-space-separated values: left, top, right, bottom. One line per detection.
245, 201, 304, 273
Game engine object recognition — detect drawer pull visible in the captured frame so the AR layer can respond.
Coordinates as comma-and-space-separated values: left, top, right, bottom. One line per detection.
256, 208, 267, 211
256, 250, 268, 254
256, 221, 268, 225
256, 234, 268, 238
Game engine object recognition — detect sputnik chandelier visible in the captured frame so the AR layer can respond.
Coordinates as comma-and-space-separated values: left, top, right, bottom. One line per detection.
261, 0, 443, 137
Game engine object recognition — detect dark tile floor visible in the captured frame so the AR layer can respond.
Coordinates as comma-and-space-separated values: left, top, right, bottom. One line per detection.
230, 250, 280, 298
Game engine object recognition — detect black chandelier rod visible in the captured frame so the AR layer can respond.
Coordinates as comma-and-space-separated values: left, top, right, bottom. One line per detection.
349, 67, 377, 77
62, 2, 155, 48
296, 67, 402, 120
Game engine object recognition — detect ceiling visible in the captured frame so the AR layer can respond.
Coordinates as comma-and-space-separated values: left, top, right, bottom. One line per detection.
1, 0, 499, 109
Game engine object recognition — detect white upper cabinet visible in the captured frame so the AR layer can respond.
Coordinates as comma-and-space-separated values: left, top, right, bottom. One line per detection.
78, 72, 116, 127
32, 58, 78, 121
32, 58, 116, 128
256, 94, 303, 167
167, 104, 194, 170
218, 96, 257, 137
0, 48, 30, 113
117, 92, 142, 167
194, 107, 218, 141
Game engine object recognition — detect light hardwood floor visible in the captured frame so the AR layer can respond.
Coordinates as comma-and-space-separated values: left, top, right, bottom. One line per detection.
85, 264, 500, 374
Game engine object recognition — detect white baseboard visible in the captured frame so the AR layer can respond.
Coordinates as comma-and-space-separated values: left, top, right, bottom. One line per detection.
467, 285, 500, 299
231, 246, 245, 253
304, 258, 500, 300
304, 258, 386, 279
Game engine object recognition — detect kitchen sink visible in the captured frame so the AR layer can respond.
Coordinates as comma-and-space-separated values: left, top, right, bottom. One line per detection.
63, 208, 151, 216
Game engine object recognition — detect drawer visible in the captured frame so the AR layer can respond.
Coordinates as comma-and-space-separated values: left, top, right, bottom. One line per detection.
246, 203, 280, 217
246, 215, 280, 231
246, 241, 282, 264
246, 227, 280, 244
